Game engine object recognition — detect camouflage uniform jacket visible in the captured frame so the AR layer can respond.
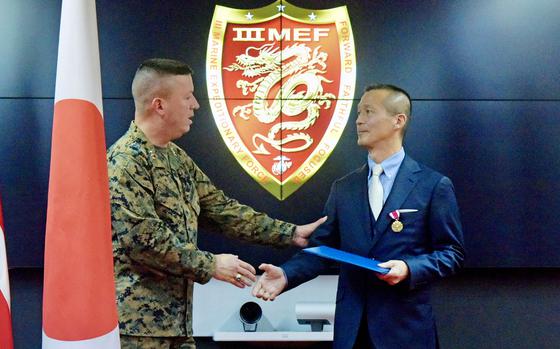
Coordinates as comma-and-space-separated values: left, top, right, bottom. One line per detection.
107, 122, 295, 337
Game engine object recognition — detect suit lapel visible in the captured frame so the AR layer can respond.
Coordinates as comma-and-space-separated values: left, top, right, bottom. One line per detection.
351, 164, 374, 245
370, 156, 422, 248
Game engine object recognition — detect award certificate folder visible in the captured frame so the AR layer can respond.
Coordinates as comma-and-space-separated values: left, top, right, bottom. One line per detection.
303, 246, 390, 274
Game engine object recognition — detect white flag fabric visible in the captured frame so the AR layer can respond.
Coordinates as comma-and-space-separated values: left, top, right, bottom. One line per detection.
0, 194, 14, 349
42, 0, 120, 348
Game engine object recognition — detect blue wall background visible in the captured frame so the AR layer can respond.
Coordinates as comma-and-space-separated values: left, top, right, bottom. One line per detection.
2, 0, 560, 269
1, 1, 560, 348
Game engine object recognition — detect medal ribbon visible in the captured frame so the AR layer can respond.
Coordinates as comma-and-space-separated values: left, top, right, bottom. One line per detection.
389, 210, 400, 220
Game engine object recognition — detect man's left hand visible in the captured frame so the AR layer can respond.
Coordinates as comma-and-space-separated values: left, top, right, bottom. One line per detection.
376, 260, 409, 285
292, 216, 327, 247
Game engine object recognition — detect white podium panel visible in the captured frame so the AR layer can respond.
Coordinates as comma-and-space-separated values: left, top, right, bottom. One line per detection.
193, 275, 338, 341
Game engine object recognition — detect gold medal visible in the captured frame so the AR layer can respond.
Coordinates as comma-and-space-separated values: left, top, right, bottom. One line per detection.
391, 220, 403, 233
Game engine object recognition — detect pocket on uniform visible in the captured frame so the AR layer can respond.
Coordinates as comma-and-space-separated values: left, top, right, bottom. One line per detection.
155, 193, 183, 218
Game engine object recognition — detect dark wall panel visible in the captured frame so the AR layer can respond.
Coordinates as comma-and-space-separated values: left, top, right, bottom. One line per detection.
0, 99, 52, 267
0, 0, 60, 97
432, 269, 560, 349
95, 0, 560, 100
4, 1, 560, 348
2, 0, 559, 99
189, 100, 560, 268
347, 0, 560, 100
2, 0, 560, 269
408, 101, 560, 267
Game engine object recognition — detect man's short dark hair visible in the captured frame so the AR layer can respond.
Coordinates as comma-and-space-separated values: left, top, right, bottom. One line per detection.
131, 58, 193, 111
136, 58, 193, 76
364, 84, 412, 117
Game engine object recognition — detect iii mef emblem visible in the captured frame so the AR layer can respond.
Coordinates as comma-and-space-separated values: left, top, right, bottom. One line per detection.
207, 1, 356, 200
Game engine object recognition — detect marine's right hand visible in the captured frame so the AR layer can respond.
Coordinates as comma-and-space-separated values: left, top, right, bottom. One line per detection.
213, 254, 256, 288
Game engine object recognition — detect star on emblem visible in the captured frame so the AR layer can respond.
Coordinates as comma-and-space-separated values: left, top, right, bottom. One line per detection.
245, 12, 254, 20
308, 12, 317, 21
277, 5, 286, 12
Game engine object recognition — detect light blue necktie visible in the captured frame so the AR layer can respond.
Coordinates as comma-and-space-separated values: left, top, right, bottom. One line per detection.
368, 164, 384, 219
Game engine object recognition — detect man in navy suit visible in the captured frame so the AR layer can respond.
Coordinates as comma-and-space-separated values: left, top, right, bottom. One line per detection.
252, 84, 465, 349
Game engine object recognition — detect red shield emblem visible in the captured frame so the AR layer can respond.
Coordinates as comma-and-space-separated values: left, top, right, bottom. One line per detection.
207, 0, 356, 200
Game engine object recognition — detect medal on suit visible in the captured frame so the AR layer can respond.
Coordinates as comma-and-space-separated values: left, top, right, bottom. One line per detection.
389, 210, 403, 233
391, 220, 403, 233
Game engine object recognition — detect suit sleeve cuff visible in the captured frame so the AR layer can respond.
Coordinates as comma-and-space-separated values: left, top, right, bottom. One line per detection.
403, 258, 428, 290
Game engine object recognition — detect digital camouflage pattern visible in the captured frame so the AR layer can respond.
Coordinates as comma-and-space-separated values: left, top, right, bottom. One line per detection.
120, 335, 196, 349
120, 335, 195, 349
107, 122, 295, 338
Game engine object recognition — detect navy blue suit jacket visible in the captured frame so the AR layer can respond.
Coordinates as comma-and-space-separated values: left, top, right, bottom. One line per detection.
282, 156, 465, 349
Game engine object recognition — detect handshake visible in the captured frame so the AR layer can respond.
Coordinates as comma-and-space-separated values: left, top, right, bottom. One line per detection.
213, 255, 287, 301
212, 216, 327, 301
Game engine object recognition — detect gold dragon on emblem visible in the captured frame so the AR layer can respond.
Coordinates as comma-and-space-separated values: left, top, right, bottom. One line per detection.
224, 43, 335, 155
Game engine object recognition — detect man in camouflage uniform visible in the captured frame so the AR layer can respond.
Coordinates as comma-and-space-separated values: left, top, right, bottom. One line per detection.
107, 58, 326, 349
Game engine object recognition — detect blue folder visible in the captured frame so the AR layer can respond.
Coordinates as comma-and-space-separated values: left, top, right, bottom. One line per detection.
303, 246, 390, 274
